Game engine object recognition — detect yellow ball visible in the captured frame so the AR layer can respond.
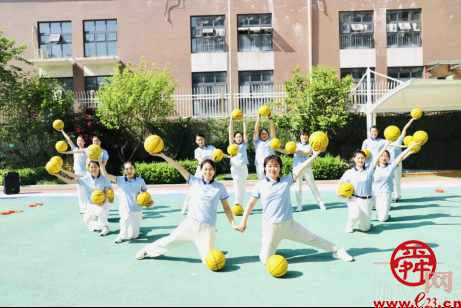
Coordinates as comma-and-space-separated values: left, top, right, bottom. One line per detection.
411, 108, 423, 120
338, 182, 354, 198
144, 135, 164, 154
53, 120, 64, 131
361, 149, 371, 160
55, 141, 68, 152
309, 131, 329, 151
267, 255, 288, 278
108, 188, 114, 203
285, 141, 297, 154
384, 126, 401, 142
90, 190, 106, 205
212, 149, 224, 162
227, 144, 239, 157
136, 191, 152, 207
259, 105, 271, 117
404, 136, 414, 147
87, 144, 103, 161
205, 250, 226, 271
232, 204, 244, 216
409, 141, 422, 153
232, 109, 243, 120
270, 138, 282, 150
45, 160, 61, 174
50, 156, 64, 167
413, 131, 428, 145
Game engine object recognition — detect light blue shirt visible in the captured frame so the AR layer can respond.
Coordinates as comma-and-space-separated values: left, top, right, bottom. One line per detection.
77, 173, 112, 205
293, 142, 312, 170
252, 175, 294, 224
254, 138, 274, 166
373, 163, 398, 193
84, 148, 109, 163
231, 142, 249, 166
340, 166, 375, 197
194, 145, 216, 161
187, 175, 229, 227
72, 146, 87, 173
388, 136, 404, 162
116, 176, 148, 213
362, 138, 386, 166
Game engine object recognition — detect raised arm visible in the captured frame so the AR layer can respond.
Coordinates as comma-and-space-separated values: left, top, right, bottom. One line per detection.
238, 197, 259, 233
293, 149, 322, 182
395, 142, 421, 167
221, 199, 238, 230
60, 149, 84, 155
373, 140, 392, 168
229, 115, 234, 146
253, 115, 261, 141
99, 159, 117, 183
51, 173, 78, 185
151, 152, 190, 181
243, 117, 249, 144
401, 118, 415, 139
269, 114, 276, 139
60, 130, 76, 149
60, 169, 83, 179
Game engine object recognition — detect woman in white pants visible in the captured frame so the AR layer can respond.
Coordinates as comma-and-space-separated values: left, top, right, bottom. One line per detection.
229, 115, 249, 206
52, 161, 112, 236
136, 154, 238, 263
337, 147, 387, 233
99, 160, 154, 244
253, 113, 276, 180
373, 142, 420, 222
237, 153, 354, 265
59, 130, 88, 214
276, 130, 325, 212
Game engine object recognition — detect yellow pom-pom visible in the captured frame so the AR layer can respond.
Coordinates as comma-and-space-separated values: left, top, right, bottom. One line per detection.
270, 138, 282, 150
361, 149, 371, 160
45, 160, 61, 174
267, 255, 288, 278
90, 190, 106, 205
285, 141, 297, 154
309, 132, 329, 151
259, 105, 271, 117
231, 204, 244, 216
205, 250, 226, 271
413, 131, 428, 145
227, 144, 239, 157
136, 191, 152, 207
50, 156, 64, 168
144, 135, 164, 154
87, 144, 103, 161
403, 136, 414, 147
55, 141, 68, 152
53, 120, 64, 131
384, 126, 401, 142
108, 188, 114, 203
411, 108, 423, 120
338, 182, 354, 198
409, 141, 422, 153
212, 149, 224, 162
232, 109, 243, 120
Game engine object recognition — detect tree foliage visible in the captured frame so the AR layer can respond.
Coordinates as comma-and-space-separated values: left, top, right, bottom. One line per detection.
96, 60, 180, 162
273, 66, 354, 139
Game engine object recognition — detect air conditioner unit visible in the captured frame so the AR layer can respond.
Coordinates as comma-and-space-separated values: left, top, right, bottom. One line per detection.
351, 24, 365, 32
398, 22, 412, 31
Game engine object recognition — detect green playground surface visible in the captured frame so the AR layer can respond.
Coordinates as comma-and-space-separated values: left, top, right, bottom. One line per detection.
1, 183, 461, 307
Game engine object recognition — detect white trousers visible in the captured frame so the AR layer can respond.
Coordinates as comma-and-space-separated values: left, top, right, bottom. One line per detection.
260, 220, 337, 264
83, 202, 110, 231
347, 197, 373, 232
119, 206, 143, 240
373, 192, 392, 222
231, 164, 248, 205
144, 218, 215, 263
75, 170, 88, 211
294, 167, 323, 206
393, 162, 403, 199
183, 167, 202, 210
256, 165, 265, 181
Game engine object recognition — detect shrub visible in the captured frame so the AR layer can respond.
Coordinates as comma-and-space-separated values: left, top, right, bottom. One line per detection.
131, 161, 199, 185
279, 155, 348, 180
0, 167, 58, 186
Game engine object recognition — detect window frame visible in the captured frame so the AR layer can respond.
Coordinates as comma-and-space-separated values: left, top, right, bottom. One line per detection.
191, 15, 226, 54
85, 76, 111, 92
339, 11, 375, 49
386, 9, 422, 48
387, 67, 424, 81
38, 21, 72, 59
237, 14, 273, 52
84, 20, 118, 57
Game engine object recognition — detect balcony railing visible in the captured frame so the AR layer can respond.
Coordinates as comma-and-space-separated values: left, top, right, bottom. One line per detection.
340, 34, 374, 49
387, 32, 421, 48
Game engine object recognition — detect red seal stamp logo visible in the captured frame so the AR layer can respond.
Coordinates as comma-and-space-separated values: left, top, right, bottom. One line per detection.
390, 241, 437, 287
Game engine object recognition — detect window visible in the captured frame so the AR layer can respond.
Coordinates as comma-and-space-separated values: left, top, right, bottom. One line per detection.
84, 20, 117, 57
38, 22, 72, 59
238, 71, 274, 114
388, 67, 423, 81
340, 68, 375, 83
238, 14, 273, 52
191, 16, 226, 53
85, 76, 110, 92
55, 77, 73, 92
339, 11, 374, 49
387, 9, 422, 48
192, 72, 227, 117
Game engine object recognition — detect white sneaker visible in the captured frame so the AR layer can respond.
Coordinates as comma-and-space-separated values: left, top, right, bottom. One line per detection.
296, 205, 303, 212
114, 236, 123, 244
345, 223, 354, 233
135, 248, 147, 260
318, 202, 326, 210
100, 227, 110, 237
333, 248, 354, 262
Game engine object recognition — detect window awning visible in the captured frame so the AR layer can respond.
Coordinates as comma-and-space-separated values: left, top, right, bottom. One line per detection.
426, 59, 461, 74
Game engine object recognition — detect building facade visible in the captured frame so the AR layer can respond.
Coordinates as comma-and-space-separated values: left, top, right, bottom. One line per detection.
0, 0, 460, 117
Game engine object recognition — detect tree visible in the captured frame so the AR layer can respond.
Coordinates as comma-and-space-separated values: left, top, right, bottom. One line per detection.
96, 60, 180, 162
273, 66, 354, 139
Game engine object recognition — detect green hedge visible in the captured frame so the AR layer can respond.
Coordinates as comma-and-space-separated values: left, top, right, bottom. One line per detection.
280, 155, 348, 180
0, 167, 58, 186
